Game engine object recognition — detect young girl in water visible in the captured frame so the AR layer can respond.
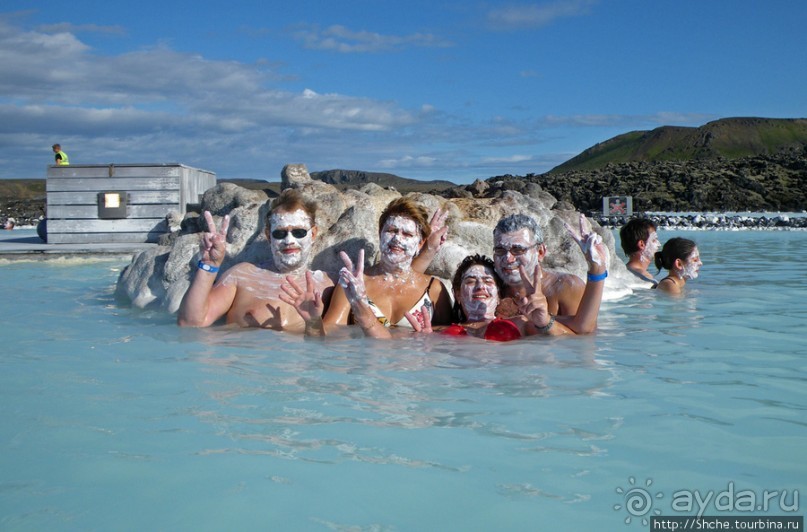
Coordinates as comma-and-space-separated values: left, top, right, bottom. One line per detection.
654, 237, 702, 295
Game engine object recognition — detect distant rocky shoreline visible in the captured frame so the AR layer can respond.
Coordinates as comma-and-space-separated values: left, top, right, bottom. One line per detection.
0, 199, 45, 228
3, 196, 807, 233
470, 151, 807, 214
3, 149, 807, 232
593, 213, 807, 230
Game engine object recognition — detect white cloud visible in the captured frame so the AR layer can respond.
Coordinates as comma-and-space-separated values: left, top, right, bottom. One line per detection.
36, 22, 126, 35
291, 24, 453, 53
481, 154, 533, 164
0, 18, 431, 178
0, 19, 415, 133
541, 112, 713, 128
487, 0, 597, 30
0, 16, 718, 184
378, 155, 439, 168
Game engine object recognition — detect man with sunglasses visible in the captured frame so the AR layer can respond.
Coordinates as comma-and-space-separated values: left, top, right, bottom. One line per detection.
177, 189, 334, 331
492, 214, 587, 330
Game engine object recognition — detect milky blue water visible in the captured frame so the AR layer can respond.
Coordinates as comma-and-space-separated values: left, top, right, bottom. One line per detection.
1, 230, 805, 531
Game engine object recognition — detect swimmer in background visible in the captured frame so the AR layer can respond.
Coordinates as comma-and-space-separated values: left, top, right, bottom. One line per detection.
177, 189, 334, 332
619, 218, 660, 288
280, 197, 453, 337
654, 237, 702, 295
3, 217, 15, 230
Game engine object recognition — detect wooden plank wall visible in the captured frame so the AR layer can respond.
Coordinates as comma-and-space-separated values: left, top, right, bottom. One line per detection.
180, 167, 216, 210
46, 164, 216, 244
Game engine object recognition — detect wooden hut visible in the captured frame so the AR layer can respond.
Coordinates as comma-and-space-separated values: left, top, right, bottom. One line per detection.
46, 163, 215, 244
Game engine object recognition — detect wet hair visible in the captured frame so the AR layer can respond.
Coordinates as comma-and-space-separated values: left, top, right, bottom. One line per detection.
619, 218, 657, 255
52, 144, 61, 150
654, 237, 697, 272
378, 197, 431, 240
450, 254, 505, 322
265, 189, 317, 230
493, 214, 543, 244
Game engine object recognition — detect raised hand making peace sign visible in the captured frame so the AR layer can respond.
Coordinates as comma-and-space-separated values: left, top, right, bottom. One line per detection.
563, 213, 609, 274
334, 248, 396, 338
424, 207, 449, 254
200, 210, 230, 267
516, 263, 553, 330
338, 249, 367, 305
404, 301, 433, 333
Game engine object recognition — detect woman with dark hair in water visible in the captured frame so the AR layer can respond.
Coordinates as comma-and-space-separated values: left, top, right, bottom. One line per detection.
654, 237, 702, 295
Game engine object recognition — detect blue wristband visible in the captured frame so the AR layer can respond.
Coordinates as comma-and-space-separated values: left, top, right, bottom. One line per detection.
587, 270, 607, 282
197, 260, 220, 273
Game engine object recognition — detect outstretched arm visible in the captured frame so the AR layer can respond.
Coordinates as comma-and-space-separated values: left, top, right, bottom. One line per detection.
556, 214, 608, 334
336, 249, 392, 339
411, 208, 448, 274
322, 250, 362, 328
178, 211, 236, 327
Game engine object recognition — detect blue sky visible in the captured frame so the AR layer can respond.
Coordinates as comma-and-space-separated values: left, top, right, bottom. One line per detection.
1, 1, 805, 184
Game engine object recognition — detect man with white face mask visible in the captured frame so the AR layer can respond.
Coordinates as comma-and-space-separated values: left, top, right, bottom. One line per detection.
177, 189, 334, 332
619, 218, 660, 288
492, 214, 586, 322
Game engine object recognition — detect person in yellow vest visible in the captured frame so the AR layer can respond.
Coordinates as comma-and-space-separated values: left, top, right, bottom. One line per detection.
52, 144, 69, 165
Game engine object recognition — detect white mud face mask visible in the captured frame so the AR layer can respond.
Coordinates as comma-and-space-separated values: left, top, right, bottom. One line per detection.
269, 210, 313, 273
379, 216, 421, 271
460, 265, 499, 321
493, 229, 539, 286
640, 231, 661, 263
681, 250, 701, 280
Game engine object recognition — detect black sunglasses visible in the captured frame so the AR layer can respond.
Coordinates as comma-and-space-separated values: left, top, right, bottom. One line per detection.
493, 243, 538, 257
271, 228, 309, 240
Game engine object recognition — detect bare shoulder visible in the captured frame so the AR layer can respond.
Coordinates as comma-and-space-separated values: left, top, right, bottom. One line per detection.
218, 262, 269, 282
656, 278, 681, 294
224, 261, 263, 274
542, 269, 584, 295
542, 269, 585, 316
217, 262, 291, 297
426, 274, 448, 292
